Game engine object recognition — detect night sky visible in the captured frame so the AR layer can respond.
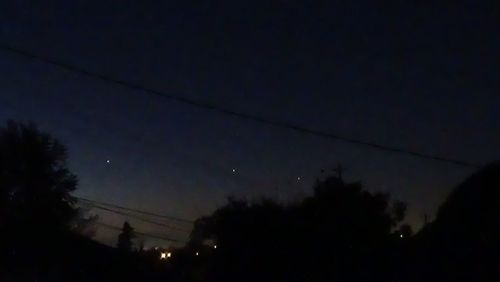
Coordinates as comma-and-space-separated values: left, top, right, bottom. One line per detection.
1, 1, 499, 247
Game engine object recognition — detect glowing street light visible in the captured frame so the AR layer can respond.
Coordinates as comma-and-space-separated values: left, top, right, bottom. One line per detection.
160, 252, 172, 260
214, 245, 217, 249
196, 252, 199, 256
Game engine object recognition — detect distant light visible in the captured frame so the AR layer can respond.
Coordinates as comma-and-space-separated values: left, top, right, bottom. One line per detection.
232, 168, 236, 173
400, 234, 403, 238
297, 177, 301, 181
214, 245, 217, 249
106, 159, 111, 164
167, 252, 172, 258
160, 252, 166, 259
196, 252, 199, 256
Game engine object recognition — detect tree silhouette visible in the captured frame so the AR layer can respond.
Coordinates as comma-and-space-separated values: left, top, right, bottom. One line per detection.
0, 121, 78, 238
410, 162, 500, 282
117, 221, 135, 252
435, 162, 499, 241
189, 176, 408, 282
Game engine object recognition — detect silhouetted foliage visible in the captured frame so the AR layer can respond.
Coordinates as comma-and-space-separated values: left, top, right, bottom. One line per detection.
118, 221, 135, 252
435, 163, 499, 242
408, 162, 500, 282
189, 176, 408, 282
0, 121, 78, 237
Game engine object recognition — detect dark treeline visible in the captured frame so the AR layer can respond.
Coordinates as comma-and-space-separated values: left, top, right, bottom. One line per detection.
0, 121, 498, 282
172, 166, 498, 282
184, 177, 409, 282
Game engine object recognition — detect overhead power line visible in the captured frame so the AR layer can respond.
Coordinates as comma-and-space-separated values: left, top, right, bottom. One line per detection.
95, 222, 187, 244
76, 196, 194, 224
0, 43, 481, 168
81, 202, 192, 233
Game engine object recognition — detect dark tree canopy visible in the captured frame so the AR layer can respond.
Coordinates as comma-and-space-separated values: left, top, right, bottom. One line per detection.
435, 162, 499, 241
117, 221, 135, 252
302, 177, 407, 245
0, 121, 78, 235
189, 176, 408, 282
410, 163, 500, 282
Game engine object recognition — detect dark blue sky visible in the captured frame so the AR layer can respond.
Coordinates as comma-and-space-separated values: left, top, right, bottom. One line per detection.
1, 1, 499, 246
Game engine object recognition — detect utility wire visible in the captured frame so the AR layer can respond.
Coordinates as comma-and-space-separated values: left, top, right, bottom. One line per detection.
81, 202, 192, 233
0, 43, 481, 168
95, 222, 187, 244
76, 196, 194, 224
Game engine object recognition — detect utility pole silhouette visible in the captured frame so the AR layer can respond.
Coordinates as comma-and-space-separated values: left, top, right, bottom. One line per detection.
422, 213, 430, 226
333, 163, 346, 181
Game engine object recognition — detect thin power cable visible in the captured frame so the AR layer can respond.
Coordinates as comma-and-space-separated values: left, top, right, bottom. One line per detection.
0, 43, 481, 168
81, 202, 192, 233
76, 196, 194, 224
95, 222, 187, 244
